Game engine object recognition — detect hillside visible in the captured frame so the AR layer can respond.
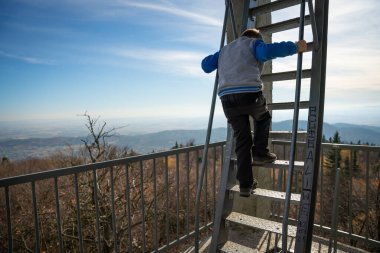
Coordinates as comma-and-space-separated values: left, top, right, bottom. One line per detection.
114, 128, 227, 153
273, 120, 380, 145
1, 122, 379, 161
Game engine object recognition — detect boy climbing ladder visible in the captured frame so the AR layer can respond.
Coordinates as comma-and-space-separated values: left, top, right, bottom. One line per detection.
201, 28, 307, 197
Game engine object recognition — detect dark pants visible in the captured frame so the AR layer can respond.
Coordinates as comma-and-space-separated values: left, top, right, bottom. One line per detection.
221, 92, 271, 188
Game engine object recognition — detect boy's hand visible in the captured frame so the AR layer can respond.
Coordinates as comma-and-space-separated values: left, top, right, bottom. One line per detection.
296, 40, 307, 52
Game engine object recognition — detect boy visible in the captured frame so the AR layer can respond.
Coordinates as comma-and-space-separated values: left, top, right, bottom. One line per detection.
201, 28, 307, 197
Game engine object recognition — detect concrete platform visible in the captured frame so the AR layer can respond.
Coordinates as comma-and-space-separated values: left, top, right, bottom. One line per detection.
185, 227, 370, 253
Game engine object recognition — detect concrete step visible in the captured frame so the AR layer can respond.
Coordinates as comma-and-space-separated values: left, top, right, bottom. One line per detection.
228, 186, 301, 204
219, 240, 259, 253
225, 212, 297, 237
258, 159, 304, 171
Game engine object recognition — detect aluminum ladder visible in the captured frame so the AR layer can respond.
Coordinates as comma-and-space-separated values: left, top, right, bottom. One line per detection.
194, 0, 329, 252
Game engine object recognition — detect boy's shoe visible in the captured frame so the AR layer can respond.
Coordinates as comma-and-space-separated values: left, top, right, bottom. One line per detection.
239, 178, 258, 197
252, 152, 277, 165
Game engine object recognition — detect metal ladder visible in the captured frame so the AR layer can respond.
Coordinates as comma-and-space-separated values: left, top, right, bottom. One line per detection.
194, 0, 329, 252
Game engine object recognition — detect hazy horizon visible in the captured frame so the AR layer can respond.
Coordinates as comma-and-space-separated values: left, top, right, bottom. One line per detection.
1, 117, 380, 161
1, 115, 380, 142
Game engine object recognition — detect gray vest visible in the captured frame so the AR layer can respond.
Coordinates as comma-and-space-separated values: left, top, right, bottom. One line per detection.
218, 37, 264, 96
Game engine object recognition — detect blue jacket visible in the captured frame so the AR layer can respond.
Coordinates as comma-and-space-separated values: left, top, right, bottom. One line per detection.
201, 39, 298, 96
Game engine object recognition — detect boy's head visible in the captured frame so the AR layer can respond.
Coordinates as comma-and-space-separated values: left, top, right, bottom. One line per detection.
241, 28, 263, 40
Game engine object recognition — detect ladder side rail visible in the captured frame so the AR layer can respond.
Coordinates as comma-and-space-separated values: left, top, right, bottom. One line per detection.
307, 0, 320, 50
295, 0, 329, 251
282, 0, 306, 251
208, 0, 251, 251
240, 0, 251, 32
228, 0, 239, 39
193, 1, 230, 251
208, 126, 236, 253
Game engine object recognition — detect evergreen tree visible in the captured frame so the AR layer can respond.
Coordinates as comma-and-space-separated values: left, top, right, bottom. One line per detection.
331, 131, 341, 143
324, 131, 342, 174
352, 149, 359, 173
172, 141, 179, 149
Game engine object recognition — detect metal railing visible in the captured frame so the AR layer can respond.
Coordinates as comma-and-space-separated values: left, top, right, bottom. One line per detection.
0, 139, 379, 252
272, 140, 380, 252
0, 142, 225, 253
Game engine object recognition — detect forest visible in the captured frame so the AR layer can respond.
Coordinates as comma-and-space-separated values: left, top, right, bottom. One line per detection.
0, 116, 379, 252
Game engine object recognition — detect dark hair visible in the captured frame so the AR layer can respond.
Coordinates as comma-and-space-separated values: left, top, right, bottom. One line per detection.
241, 28, 263, 39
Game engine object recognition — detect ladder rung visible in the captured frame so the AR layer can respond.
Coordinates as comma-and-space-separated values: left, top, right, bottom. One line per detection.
269, 131, 307, 140
231, 159, 305, 171
268, 101, 309, 110
258, 15, 311, 34
249, 0, 301, 16
226, 212, 297, 237
261, 69, 312, 82
219, 241, 259, 253
261, 159, 304, 170
228, 186, 301, 204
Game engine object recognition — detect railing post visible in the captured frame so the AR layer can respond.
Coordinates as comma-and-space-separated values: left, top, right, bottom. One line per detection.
125, 164, 133, 253
110, 167, 118, 253
74, 174, 84, 253
54, 177, 64, 253
5, 186, 13, 253
328, 167, 340, 253
32, 181, 41, 253
92, 169, 102, 253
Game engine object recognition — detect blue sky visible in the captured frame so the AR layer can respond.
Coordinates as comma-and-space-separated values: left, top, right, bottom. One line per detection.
1, 0, 380, 127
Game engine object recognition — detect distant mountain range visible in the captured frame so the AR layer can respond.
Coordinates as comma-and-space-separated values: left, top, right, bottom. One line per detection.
272, 120, 380, 144
1, 121, 379, 161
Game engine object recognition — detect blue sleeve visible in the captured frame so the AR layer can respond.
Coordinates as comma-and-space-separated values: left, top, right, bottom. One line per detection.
201, 51, 219, 73
253, 40, 297, 63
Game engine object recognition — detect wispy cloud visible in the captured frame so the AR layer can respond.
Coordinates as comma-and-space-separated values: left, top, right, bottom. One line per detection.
0, 51, 55, 65
111, 47, 207, 77
3, 21, 85, 39
119, 1, 222, 27
329, 0, 380, 39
